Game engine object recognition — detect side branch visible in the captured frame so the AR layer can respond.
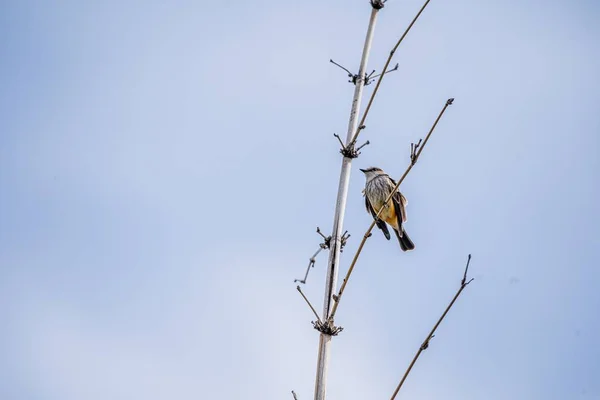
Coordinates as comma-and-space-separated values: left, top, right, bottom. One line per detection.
294, 227, 331, 284
328, 98, 453, 322
294, 246, 325, 285
389, 254, 474, 400
297, 286, 322, 324
349, 0, 433, 146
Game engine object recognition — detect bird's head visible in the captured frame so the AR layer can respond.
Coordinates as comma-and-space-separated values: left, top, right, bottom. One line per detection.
359, 167, 385, 182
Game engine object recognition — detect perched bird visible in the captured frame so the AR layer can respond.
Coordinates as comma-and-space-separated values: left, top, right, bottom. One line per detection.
360, 167, 415, 251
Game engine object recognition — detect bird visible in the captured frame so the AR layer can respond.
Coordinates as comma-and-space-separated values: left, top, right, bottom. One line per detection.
360, 167, 415, 251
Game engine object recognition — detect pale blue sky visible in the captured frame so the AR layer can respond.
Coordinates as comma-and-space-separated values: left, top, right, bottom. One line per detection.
1, 0, 599, 399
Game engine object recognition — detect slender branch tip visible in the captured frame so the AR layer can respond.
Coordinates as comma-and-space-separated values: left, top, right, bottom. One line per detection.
462, 253, 472, 285
390, 251, 474, 400
297, 285, 321, 323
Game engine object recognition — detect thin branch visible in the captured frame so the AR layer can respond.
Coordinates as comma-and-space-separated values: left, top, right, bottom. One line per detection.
328, 98, 453, 322
294, 246, 324, 284
355, 140, 371, 153
462, 253, 472, 285
292, 390, 299, 400
389, 255, 474, 400
316, 226, 329, 242
333, 133, 346, 148
329, 59, 354, 77
365, 63, 399, 85
365, 69, 377, 81
410, 138, 422, 164
348, 0, 434, 147
297, 286, 322, 323
295, 227, 331, 284
339, 230, 351, 253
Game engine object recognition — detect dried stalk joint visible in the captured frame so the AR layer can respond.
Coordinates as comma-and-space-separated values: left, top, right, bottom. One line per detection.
370, 0, 386, 10
330, 59, 397, 87
312, 320, 344, 336
334, 130, 369, 159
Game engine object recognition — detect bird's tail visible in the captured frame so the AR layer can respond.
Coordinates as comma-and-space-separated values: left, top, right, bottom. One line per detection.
394, 228, 415, 252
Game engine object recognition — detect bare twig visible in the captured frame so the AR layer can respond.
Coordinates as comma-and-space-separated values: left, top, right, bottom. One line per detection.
389, 255, 474, 400
462, 253, 472, 285
295, 227, 331, 284
365, 69, 377, 82
348, 0, 434, 147
355, 140, 371, 153
330, 59, 363, 85
328, 98, 453, 322
366, 63, 399, 85
333, 133, 346, 148
294, 247, 324, 284
316, 226, 329, 242
292, 390, 299, 400
340, 230, 351, 252
410, 138, 423, 165
330, 59, 354, 77
297, 286, 322, 323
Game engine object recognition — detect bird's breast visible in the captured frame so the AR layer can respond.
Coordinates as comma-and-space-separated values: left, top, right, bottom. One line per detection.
366, 178, 398, 227
366, 189, 393, 213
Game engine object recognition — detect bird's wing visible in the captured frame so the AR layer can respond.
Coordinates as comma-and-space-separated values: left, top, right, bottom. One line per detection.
389, 177, 408, 222
366, 196, 391, 240
392, 191, 407, 225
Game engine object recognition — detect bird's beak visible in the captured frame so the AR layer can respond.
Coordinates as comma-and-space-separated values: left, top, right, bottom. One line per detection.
359, 168, 366, 173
